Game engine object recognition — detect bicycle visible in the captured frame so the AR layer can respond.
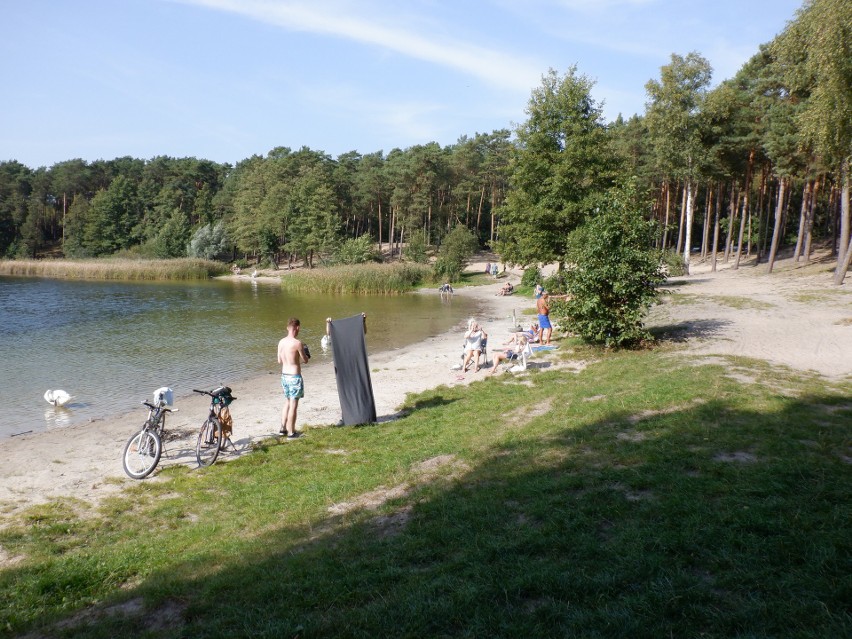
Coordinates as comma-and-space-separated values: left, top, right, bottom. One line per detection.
194, 386, 236, 467
122, 388, 177, 479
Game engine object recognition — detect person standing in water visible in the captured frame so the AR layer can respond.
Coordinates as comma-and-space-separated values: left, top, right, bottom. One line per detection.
277, 317, 310, 439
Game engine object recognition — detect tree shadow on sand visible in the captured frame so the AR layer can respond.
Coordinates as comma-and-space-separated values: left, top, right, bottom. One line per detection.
649, 318, 731, 343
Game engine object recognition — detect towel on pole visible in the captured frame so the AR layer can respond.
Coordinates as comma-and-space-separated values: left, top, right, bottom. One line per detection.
329, 314, 377, 425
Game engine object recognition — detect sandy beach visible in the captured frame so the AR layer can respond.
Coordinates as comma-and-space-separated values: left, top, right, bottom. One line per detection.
2, 255, 850, 518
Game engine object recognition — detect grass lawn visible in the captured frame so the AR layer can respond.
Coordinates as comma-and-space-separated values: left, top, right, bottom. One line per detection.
1, 344, 850, 638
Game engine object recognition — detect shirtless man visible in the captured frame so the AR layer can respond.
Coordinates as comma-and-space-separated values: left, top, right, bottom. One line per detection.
277, 317, 310, 439
536, 293, 554, 345
536, 292, 569, 345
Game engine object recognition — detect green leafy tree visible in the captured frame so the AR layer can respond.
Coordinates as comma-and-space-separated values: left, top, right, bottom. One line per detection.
0, 161, 32, 256
188, 221, 231, 260
149, 208, 191, 258
82, 175, 142, 256
335, 235, 379, 265
405, 228, 429, 264
645, 52, 713, 273
772, 0, 852, 283
497, 67, 615, 268
284, 164, 341, 267
434, 224, 478, 282
562, 181, 666, 347
62, 195, 91, 257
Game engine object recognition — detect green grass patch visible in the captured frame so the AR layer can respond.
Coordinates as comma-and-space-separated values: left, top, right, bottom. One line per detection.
280, 262, 432, 294
0, 258, 228, 281
791, 289, 852, 304
1, 349, 850, 638
666, 292, 775, 310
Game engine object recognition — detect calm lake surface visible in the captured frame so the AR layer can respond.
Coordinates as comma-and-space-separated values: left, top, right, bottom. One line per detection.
0, 276, 478, 439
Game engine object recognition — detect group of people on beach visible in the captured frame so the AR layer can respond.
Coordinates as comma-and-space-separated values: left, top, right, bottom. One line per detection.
277, 276, 563, 435
462, 317, 540, 376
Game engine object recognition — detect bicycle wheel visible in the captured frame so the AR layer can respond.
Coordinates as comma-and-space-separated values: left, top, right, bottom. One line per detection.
196, 418, 222, 467
123, 429, 162, 479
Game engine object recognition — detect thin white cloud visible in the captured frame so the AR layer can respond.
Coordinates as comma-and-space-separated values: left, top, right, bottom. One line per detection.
172, 0, 541, 93
551, 0, 658, 11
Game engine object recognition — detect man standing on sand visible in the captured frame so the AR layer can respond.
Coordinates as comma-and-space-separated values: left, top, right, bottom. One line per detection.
536, 292, 569, 345
277, 317, 310, 439
536, 293, 554, 345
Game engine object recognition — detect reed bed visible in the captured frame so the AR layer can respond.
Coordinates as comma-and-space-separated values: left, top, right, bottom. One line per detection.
0, 258, 229, 281
280, 262, 432, 294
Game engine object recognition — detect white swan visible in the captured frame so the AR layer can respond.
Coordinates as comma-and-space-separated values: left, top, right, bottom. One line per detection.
321, 334, 331, 350
44, 389, 74, 406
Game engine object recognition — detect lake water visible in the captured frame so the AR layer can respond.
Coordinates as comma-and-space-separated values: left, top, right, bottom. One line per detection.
0, 276, 478, 439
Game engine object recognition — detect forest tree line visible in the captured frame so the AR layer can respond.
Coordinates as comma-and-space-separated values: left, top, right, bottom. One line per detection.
0, 0, 849, 282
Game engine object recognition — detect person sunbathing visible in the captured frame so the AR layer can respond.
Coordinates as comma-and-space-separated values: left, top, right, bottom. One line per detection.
488, 332, 529, 374
497, 282, 514, 296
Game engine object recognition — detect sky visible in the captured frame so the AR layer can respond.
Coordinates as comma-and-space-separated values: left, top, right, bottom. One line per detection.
1, 0, 806, 169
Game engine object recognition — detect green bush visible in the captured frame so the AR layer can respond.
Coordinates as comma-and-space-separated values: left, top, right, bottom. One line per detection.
660, 249, 686, 276
543, 272, 568, 295
433, 225, 478, 283
562, 182, 665, 347
188, 221, 231, 261
405, 230, 430, 264
335, 235, 380, 265
521, 266, 540, 288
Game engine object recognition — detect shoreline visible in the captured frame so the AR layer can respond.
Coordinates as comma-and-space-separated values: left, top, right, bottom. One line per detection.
3, 254, 850, 518
0, 271, 531, 515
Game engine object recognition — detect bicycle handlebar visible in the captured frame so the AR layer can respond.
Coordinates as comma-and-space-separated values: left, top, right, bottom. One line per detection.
141, 400, 174, 412
193, 388, 237, 400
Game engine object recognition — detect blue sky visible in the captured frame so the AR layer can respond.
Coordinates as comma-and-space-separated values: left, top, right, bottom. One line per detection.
1, 0, 804, 169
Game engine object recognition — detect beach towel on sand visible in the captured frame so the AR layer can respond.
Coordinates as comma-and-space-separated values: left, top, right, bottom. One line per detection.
329, 314, 377, 425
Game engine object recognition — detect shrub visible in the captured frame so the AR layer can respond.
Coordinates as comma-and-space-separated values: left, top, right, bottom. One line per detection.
660, 249, 687, 276
335, 235, 380, 265
543, 272, 568, 294
188, 221, 231, 261
433, 225, 478, 283
562, 182, 665, 347
521, 266, 540, 288
405, 230, 430, 264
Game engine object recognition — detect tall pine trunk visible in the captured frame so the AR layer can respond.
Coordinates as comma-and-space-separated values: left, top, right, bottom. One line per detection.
676, 183, 686, 255
767, 177, 787, 274
662, 182, 671, 250
793, 180, 811, 262
733, 153, 754, 270
833, 158, 851, 285
803, 177, 820, 264
711, 182, 721, 273
377, 197, 383, 256
724, 183, 738, 263
701, 184, 711, 259
682, 180, 695, 275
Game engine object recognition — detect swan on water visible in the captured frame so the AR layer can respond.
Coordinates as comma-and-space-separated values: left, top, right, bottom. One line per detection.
44, 389, 74, 406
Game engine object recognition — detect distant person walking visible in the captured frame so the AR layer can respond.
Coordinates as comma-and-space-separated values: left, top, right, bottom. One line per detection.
277, 317, 310, 439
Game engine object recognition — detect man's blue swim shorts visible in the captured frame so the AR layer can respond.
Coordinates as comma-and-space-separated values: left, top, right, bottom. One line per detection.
281, 373, 304, 399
